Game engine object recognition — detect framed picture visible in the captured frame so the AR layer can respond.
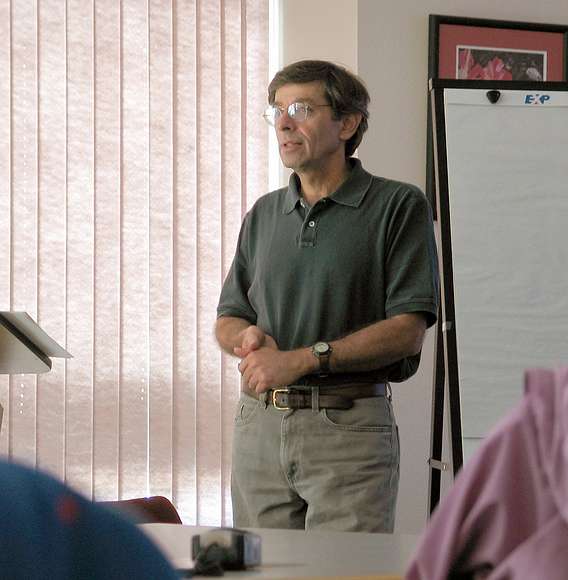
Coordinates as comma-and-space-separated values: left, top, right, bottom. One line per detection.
426, 14, 568, 216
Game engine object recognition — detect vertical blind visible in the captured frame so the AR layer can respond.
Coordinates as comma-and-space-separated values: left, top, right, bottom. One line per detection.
0, 0, 269, 526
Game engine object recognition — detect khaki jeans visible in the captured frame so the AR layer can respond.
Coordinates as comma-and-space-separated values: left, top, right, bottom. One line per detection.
231, 391, 399, 532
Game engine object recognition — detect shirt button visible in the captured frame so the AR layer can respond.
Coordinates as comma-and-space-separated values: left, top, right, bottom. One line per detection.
308, 220, 316, 227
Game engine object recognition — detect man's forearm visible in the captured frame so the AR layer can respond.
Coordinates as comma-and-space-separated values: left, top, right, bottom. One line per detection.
215, 316, 252, 355
327, 313, 427, 374
233, 313, 427, 393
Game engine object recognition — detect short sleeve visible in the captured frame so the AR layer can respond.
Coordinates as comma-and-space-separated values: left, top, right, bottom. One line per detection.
217, 214, 258, 324
384, 189, 439, 327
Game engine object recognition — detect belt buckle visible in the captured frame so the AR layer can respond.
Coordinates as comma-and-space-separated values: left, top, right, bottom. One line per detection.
271, 388, 291, 410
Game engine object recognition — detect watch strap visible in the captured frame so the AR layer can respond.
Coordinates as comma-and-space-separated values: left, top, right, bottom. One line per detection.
312, 342, 332, 375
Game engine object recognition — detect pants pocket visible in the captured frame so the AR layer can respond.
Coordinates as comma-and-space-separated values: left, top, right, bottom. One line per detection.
234, 393, 261, 426
321, 396, 395, 432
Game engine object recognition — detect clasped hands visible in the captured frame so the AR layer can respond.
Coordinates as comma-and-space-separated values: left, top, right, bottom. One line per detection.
235, 326, 303, 394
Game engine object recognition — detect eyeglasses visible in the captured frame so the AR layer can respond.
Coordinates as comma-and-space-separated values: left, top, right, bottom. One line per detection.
262, 101, 331, 126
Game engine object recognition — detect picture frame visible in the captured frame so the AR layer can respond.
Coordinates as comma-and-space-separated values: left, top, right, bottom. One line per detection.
426, 14, 568, 217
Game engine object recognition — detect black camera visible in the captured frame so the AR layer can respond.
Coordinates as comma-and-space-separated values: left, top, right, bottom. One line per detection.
191, 527, 262, 571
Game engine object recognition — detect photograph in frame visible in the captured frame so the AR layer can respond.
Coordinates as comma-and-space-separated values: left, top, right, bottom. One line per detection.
456, 46, 546, 81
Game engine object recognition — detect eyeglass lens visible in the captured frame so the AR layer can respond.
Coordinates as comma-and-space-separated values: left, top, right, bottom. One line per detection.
265, 102, 309, 126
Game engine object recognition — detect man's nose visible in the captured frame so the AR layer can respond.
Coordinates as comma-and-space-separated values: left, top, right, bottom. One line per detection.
275, 110, 295, 131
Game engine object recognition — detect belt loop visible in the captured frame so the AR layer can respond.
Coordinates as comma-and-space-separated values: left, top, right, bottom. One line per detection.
386, 383, 392, 402
311, 386, 320, 413
260, 391, 269, 409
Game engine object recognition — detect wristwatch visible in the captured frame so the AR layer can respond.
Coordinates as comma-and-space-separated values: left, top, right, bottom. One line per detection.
312, 341, 333, 375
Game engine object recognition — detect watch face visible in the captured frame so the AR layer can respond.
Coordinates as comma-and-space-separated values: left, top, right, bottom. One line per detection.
313, 342, 330, 355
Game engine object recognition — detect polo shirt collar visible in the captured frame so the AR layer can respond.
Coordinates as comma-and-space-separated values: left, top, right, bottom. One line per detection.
282, 158, 373, 214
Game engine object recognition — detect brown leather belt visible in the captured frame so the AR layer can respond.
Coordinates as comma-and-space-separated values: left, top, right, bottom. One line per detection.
245, 383, 387, 410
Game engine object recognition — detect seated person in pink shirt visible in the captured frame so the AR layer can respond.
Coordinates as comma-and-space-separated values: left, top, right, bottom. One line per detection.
406, 367, 568, 580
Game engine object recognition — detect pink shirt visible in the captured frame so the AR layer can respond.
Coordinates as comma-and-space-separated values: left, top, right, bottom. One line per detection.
406, 367, 568, 580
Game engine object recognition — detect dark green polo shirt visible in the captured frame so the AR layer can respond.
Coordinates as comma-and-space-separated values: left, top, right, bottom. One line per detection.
217, 158, 439, 383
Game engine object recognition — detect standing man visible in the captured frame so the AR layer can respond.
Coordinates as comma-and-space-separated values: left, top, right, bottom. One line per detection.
216, 60, 438, 533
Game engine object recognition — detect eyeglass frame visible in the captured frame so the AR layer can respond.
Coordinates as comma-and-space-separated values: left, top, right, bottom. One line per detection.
262, 101, 332, 126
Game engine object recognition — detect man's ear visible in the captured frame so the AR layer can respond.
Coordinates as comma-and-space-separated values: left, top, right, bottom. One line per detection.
340, 113, 362, 141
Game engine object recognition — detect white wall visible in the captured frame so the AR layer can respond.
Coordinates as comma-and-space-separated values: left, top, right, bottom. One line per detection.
281, 0, 358, 69
281, 0, 568, 534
